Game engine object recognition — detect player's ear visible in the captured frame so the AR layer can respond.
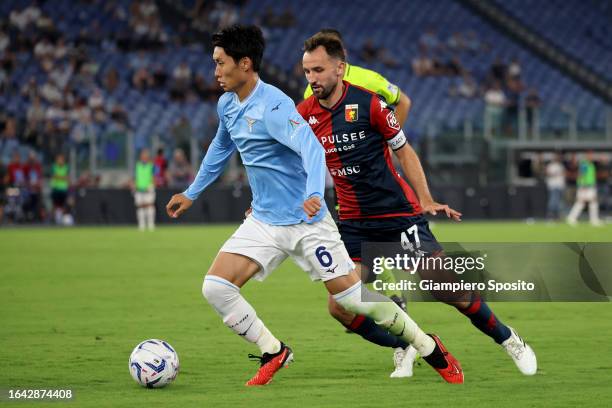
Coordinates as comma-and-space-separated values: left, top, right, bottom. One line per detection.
337, 61, 346, 76
240, 56, 251, 72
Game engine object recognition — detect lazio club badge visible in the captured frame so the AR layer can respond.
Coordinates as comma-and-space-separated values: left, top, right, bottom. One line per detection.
345, 104, 358, 122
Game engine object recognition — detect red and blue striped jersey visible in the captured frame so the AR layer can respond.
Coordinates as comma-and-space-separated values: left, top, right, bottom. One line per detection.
297, 81, 422, 220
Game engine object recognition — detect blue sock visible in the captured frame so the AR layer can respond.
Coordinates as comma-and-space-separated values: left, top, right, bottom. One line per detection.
347, 315, 409, 349
459, 295, 511, 344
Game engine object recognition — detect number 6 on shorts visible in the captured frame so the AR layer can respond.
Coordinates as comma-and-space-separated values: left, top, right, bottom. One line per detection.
315, 246, 333, 267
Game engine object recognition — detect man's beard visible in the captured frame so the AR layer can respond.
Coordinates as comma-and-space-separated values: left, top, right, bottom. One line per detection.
314, 82, 337, 100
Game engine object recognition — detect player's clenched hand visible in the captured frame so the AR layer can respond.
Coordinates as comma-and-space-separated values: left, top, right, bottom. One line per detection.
303, 196, 321, 219
421, 201, 462, 221
166, 193, 193, 218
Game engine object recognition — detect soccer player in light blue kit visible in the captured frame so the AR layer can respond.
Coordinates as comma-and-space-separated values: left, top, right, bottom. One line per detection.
165, 25, 463, 386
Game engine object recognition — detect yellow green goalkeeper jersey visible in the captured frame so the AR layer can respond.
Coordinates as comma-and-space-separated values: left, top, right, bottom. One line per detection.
303, 63, 401, 105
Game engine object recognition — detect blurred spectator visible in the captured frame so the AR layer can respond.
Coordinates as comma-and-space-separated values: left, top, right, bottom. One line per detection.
419, 27, 441, 53
1, 117, 20, 157
360, 39, 378, 63
447, 32, 466, 52
525, 88, 542, 135
110, 104, 129, 126
21, 77, 39, 100
170, 61, 192, 101
508, 58, 522, 80
50, 153, 70, 224
153, 148, 168, 188
24, 150, 43, 221
40, 79, 62, 104
103, 68, 120, 93
33, 37, 54, 61
75, 170, 100, 188
0, 28, 8, 54
7, 151, 26, 188
484, 81, 506, 135
545, 153, 566, 220
449, 72, 478, 98
130, 51, 154, 90
167, 148, 193, 189
71, 96, 92, 123
88, 88, 106, 122
464, 30, 482, 54
504, 76, 524, 135
489, 57, 507, 84
444, 56, 463, 76
412, 50, 433, 76
152, 63, 168, 88
54, 37, 68, 60
171, 116, 192, 158
70, 103, 94, 162
360, 39, 398, 68
9, 2, 41, 31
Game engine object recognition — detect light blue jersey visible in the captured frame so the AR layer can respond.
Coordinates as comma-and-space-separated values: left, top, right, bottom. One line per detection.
183, 80, 327, 225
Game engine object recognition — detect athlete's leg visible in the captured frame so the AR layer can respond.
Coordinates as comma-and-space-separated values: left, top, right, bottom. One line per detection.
418, 251, 536, 375
203, 251, 281, 355
325, 270, 463, 383
567, 193, 585, 224
328, 263, 409, 349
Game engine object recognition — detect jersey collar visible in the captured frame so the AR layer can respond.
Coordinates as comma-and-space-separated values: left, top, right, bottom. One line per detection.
234, 78, 262, 106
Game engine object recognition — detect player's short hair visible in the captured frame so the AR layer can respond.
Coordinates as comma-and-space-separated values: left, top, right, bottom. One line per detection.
318, 28, 343, 42
303, 33, 346, 62
212, 24, 265, 72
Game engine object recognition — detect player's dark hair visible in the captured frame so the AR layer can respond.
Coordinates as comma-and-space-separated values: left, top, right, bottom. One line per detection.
303, 33, 346, 62
318, 28, 343, 42
212, 24, 265, 72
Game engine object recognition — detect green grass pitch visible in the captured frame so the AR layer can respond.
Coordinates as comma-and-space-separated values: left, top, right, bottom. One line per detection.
1, 222, 611, 407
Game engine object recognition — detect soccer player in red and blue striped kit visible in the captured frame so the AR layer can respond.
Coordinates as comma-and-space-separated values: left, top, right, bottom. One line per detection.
297, 32, 537, 377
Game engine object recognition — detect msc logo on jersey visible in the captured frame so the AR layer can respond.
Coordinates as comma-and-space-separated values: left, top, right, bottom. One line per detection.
330, 165, 361, 177
345, 104, 358, 122
308, 116, 319, 125
386, 111, 400, 130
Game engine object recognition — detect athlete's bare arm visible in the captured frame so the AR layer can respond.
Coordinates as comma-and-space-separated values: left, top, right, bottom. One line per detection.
393, 144, 462, 221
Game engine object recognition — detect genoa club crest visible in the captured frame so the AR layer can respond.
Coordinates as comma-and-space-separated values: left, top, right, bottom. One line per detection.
345, 104, 358, 122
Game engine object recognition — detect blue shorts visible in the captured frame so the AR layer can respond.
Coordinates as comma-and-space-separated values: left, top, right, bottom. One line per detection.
338, 215, 442, 261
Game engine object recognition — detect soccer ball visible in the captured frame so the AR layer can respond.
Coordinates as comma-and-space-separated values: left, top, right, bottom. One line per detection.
129, 339, 179, 388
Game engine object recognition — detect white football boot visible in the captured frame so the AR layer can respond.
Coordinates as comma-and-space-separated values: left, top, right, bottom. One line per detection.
502, 327, 537, 375
390, 345, 418, 378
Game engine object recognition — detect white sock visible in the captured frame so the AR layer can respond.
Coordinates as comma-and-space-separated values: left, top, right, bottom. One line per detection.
203, 276, 281, 355
146, 206, 155, 230
333, 282, 435, 357
256, 326, 281, 355
137, 208, 146, 230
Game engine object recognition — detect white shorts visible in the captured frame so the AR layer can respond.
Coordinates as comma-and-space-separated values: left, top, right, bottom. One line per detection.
576, 187, 597, 202
135, 190, 156, 206
220, 212, 355, 282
